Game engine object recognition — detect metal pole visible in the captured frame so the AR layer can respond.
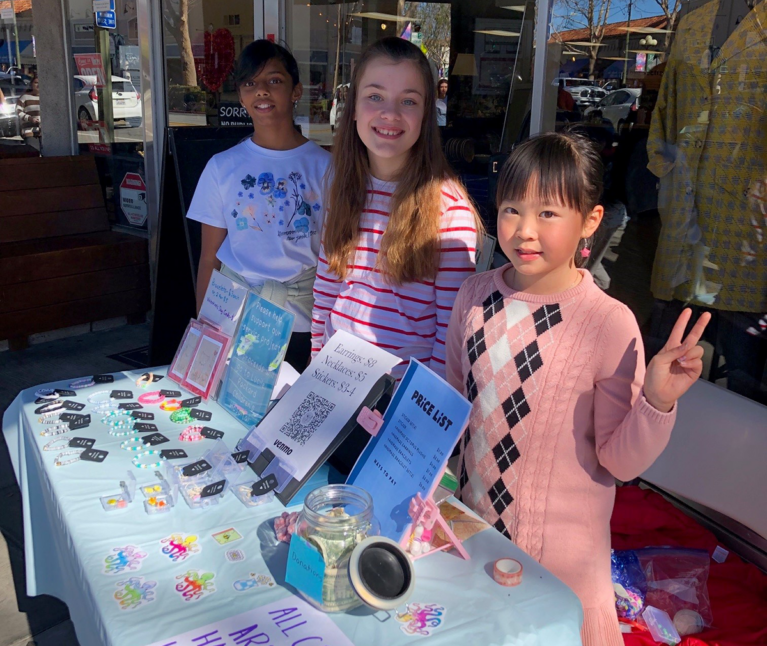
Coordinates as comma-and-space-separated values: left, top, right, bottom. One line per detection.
10, 0, 20, 68
530, 0, 552, 135
622, 0, 633, 85
97, 25, 114, 143
5, 25, 11, 72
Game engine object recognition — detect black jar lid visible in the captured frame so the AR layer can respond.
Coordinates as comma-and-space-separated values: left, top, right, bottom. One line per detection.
348, 536, 415, 611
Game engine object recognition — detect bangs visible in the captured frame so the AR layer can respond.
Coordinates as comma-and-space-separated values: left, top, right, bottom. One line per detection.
496, 133, 603, 215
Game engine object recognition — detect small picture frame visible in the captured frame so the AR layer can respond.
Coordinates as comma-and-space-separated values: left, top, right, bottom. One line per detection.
168, 319, 205, 385
181, 326, 232, 400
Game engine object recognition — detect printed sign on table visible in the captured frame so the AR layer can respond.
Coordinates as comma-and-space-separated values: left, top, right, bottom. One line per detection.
243, 330, 400, 483
347, 360, 471, 541
218, 292, 294, 428
145, 596, 354, 646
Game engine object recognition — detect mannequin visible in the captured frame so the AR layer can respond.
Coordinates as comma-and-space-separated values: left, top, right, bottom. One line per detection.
646, 0, 767, 401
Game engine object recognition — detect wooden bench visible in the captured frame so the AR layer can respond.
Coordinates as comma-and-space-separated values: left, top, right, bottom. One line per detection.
0, 155, 151, 347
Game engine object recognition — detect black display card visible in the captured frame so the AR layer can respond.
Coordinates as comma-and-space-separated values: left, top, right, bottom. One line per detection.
201, 427, 224, 440
60, 412, 90, 423
93, 374, 115, 383
201, 480, 226, 498
232, 450, 249, 464
160, 389, 182, 397
119, 402, 143, 411
62, 400, 86, 411
181, 396, 201, 407
131, 411, 154, 420
69, 437, 95, 449
190, 409, 212, 421
141, 433, 168, 446
35, 403, 62, 415
251, 474, 278, 497
110, 390, 133, 400
67, 416, 91, 430
80, 448, 108, 463
161, 449, 188, 460
55, 389, 77, 397
134, 423, 158, 433
182, 460, 212, 477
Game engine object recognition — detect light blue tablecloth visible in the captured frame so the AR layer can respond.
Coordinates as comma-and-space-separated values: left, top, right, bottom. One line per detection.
3, 368, 583, 646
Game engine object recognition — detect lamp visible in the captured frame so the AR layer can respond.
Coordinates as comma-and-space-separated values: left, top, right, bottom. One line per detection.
452, 53, 477, 77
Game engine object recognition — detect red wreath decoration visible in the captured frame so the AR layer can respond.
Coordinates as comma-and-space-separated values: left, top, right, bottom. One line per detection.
202, 28, 235, 92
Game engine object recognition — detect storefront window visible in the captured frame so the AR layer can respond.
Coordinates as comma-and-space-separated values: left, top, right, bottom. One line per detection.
69, 0, 148, 231
162, 0, 254, 128
544, 0, 767, 405
0, 0, 39, 150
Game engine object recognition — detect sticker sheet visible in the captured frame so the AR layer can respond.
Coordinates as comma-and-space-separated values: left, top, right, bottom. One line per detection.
174, 569, 217, 602
113, 576, 157, 611
103, 545, 148, 575
159, 533, 201, 563
396, 603, 447, 637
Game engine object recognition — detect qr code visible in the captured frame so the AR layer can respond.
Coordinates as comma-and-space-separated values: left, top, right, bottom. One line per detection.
278, 392, 335, 446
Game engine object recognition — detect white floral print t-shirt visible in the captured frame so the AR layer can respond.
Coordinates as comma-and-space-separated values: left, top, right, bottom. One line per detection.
187, 137, 331, 331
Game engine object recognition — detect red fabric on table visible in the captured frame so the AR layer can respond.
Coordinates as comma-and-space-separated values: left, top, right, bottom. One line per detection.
610, 486, 767, 646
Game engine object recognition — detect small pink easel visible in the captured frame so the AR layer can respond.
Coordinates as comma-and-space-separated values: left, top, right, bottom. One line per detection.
356, 407, 470, 562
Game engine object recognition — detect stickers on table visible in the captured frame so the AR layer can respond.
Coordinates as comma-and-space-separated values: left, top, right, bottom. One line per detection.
212, 527, 242, 545
232, 572, 275, 592
396, 603, 447, 637
174, 569, 216, 602
226, 549, 245, 562
103, 545, 148, 575
159, 533, 201, 563
113, 576, 157, 611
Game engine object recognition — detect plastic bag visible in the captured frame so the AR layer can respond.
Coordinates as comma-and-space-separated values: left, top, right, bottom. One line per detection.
611, 549, 647, 619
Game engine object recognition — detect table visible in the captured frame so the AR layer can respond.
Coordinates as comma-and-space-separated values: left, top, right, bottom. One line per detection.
3, 368, 583, 646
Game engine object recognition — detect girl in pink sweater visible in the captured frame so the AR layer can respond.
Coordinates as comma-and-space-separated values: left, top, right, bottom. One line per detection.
445, 132, 710, 645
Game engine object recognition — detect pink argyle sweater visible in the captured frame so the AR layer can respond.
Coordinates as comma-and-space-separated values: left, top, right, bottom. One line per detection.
445, 266, 676, 646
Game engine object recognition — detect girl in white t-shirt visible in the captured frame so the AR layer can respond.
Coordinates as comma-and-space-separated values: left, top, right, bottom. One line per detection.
187, 40, 331, 370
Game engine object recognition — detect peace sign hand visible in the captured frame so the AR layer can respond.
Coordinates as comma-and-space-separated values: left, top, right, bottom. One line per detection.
644, 308, 712, 413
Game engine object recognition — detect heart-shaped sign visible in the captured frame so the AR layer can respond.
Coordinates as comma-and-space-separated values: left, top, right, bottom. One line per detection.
202, 28, 235, 92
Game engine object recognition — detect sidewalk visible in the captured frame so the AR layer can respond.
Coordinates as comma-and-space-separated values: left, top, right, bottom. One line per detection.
0, 322, 150, 646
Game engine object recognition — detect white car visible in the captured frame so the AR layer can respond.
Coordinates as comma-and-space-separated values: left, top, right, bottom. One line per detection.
552, 77, 601, 108
584, 88, 642, 131
74, 74, 142, 128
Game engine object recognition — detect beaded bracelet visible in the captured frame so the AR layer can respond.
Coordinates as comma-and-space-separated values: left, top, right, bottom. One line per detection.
37, 401, 64, 414
159, 399, 181, 412
138, 391, 165, 405
35, 388, 59, 400
132, 450, 165, 469
135, 373, 155, 389
170, 408, 194, 424
92, 400, 120, 414
69, 377, 95, 389
88, 390, 114, 405
54, 450, 84, 467
101, 412, 135, 429
121, 437, 145, 451
40, 423, 71, 437
179, 425, 203, 442
43, 438, 71, 451
109, 427, 138, 437
38, 411, 64, 424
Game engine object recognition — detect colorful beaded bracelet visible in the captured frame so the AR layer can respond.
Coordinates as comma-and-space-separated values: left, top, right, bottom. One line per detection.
69, 377, 95, 389
38, 411, 64, 424
132, 450, 165, 469
109, 427, 137, 437
120, 437, 145, 451
37, 401, 64, 414
138, 391, 165, 405
135, 373, 155, 389
40, 423, 71, 437
170, 408, 194, 424
159, 399, 181, 412
54, 449, 84, 467
179, 425, 203, 442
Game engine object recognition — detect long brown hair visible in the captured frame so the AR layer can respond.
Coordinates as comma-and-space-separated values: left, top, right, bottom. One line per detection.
323, 37, 474, 284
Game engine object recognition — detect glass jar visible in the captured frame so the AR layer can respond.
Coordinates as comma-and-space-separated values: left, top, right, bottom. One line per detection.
294, 484, 380, 612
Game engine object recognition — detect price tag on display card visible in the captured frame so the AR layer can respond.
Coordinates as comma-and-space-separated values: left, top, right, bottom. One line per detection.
110, 390, 133, 400
231, 450, 249, 464
201, 480, 226, 498
62, 400, 86, 411
190, 409, 212, 422
67, 415, 92, 430
201, 427, 224, 440
182, 460, 212, 477
181, 396, 202, 408
131, 411, 154, 420
80, 448, 108, 463
141, 433, 169, 446
134, 423, 158, 433
161, 449, 188, 460
161, 389, 182, 398
93, 374, 115, 384
69, 437, 96, 449
55, 389, 77, 397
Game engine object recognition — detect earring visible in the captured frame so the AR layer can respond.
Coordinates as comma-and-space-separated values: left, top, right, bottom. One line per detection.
580, 238, 591, 259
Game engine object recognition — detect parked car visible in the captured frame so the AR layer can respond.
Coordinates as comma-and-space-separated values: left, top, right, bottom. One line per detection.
584, 88, 642, 131
0, 95, 20, 137
74, 74, 142, 128
0, 75, 30, 99
552, 77, 601, 108
330, 83, 349, 132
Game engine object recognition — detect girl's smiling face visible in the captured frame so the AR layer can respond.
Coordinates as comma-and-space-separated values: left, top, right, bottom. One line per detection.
238, 58, 302, 128
354, 58, 426, 181
498, 179, 603, 294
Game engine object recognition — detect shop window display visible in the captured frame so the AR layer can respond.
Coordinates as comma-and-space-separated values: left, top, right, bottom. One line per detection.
545, 0, 767, 405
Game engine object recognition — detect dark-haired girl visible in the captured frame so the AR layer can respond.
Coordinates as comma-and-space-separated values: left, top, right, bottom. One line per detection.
445, 132, 710, 645
188, 40, 330, 370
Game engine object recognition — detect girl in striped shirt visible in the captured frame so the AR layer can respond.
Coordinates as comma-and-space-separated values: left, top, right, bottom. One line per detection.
311, 38, 480, 379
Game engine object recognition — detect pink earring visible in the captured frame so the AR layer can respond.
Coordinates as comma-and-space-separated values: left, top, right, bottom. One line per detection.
580, 239, 591, 259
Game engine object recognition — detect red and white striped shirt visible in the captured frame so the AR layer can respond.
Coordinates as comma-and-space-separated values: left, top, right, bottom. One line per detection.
311, 177, 477, 379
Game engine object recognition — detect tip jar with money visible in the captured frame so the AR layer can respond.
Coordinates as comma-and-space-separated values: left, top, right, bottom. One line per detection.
292, 484, 415, 613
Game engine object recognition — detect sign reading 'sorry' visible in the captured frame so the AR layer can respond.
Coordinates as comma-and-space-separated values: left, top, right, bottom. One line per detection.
244, 330, 400, 482
145, 596, 353, 646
